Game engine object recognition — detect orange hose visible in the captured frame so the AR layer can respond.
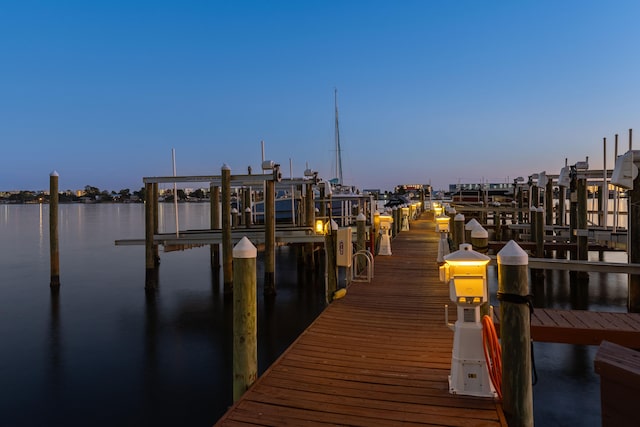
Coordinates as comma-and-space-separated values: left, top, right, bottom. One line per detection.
482, 314, 502, 400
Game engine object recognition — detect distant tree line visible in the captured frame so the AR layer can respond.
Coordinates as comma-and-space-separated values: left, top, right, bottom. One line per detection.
0, 185, 211, 204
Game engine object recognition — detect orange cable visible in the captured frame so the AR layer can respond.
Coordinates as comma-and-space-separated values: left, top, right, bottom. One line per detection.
482, 314, 502, 400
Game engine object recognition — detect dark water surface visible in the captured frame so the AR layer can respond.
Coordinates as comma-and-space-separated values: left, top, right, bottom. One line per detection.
1, 204, 628, 426
1, 203, 325, 426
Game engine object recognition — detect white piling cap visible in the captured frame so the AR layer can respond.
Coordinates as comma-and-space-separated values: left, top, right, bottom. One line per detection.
233, 236, 257, 258
231, 208, 238, 213
454, 213, 465, 221
530, 206, 537, 211
221, 163, 230, 171
471, 226, 488, 238
465, 218, 481, 230
330, 219, 338, 230
444, 244, 490, 262
537, 206, 544, 213
50, 170, 59, 177
497, 240, 529, 265
357, 212, 366, 221
245, 207, 251, 212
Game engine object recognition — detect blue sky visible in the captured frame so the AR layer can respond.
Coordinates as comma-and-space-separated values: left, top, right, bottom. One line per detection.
1, 0, 639, 192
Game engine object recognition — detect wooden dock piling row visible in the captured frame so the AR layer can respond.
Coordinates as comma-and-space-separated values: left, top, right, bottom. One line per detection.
215, 215, 507, 426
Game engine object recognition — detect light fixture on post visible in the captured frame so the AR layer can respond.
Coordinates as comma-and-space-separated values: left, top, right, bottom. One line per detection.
439, 244, 495, 398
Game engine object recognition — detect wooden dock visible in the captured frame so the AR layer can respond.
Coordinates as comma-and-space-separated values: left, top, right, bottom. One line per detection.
214, 216, 506, 426
497, 308, 640, 349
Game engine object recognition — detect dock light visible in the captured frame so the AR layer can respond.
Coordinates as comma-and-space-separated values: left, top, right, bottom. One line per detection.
433, 203, 443, 216
378, 214, 393, 255
435, 214, 450, 233
439, 244, 495, 398
315, 219, 325, 234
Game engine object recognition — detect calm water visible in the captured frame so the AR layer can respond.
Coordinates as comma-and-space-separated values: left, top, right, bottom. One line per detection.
1, 204, 630, 426
0, 203, 326, 426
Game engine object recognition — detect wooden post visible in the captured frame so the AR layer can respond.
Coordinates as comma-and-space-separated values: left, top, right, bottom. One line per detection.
49, 171, 60, 288
470, 225, 488, 254
448, 207, 457, 244
210, 184, 220, 270
629, 150, 640, 312
532, 206, 545, 280
517, 185, 524, 223
222, 165, 233, 294
232, 237, 257, 401
304, 182, 315, 269
545, 178, 553, 248
535, 206, 544, 258
391, 206, 398, 237
144, 181, 156, 289
231, 208, 239, 228
356, 212, 366, 275
529, 206, 536, 245
152, 182, 159, 266
325, 219, 338, 303
497, 241, 533, 427
264, 179, 276, 296
557, 183, 566, 226
453, 213, 465, 249
576, 175, 589, 280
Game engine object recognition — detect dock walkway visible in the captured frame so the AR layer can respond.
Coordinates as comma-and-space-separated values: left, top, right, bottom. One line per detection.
524, 308, 640, 348
215, 216, 506, 426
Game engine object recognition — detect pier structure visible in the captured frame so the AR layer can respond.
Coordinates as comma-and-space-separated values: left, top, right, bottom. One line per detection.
448, 145, 640, 312
119, 166, 384, 293
215, 214, 507, 426
215, 212, 640, 426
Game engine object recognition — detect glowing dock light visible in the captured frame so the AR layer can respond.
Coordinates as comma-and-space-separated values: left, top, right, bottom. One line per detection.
440, 244, 496, 398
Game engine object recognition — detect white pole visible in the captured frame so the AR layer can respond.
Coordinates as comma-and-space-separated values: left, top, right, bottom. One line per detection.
172, 148, 179, 237
603, 138, 608, 228
614, 134, 619, 232
290, 158, 295, 226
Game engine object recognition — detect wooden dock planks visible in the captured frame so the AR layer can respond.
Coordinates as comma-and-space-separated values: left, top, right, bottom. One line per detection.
526, 308, 640, 348
215, 216, 506, 426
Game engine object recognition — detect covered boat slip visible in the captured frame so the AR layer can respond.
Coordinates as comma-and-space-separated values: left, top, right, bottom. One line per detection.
215, 216, 506, 426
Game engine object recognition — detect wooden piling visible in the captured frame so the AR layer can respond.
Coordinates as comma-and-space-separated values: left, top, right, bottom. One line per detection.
144, 182, 156, 289
152, 182, 159, 266
232, 237, 257, 401
497, 241, 533, 427
49, 171, 60, 288
222, 165, 233, 294
576, 175, 589, 280
470, 225, 488, 254
210, 184, 220, 270
557, 183, 566, 227
264, 179, 276, 296
356, 212, 366, 274
453, 213, 465, 249
545, 178, 553, 235
535, 207, 544, 258
231, 208, 239, 228
448, 207, 457, 244
629, 150, 640, 312
325, 220, 338, 303
304, 182, 315, 269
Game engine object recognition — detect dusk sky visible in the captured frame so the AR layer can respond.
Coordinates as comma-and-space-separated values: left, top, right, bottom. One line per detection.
2, 0, 639, 193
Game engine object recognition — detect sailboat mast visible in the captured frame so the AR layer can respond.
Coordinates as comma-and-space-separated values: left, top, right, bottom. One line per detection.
334, 88, 343, 186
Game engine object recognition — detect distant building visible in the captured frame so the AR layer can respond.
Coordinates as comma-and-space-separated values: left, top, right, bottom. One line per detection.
448, 182, 513, 203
